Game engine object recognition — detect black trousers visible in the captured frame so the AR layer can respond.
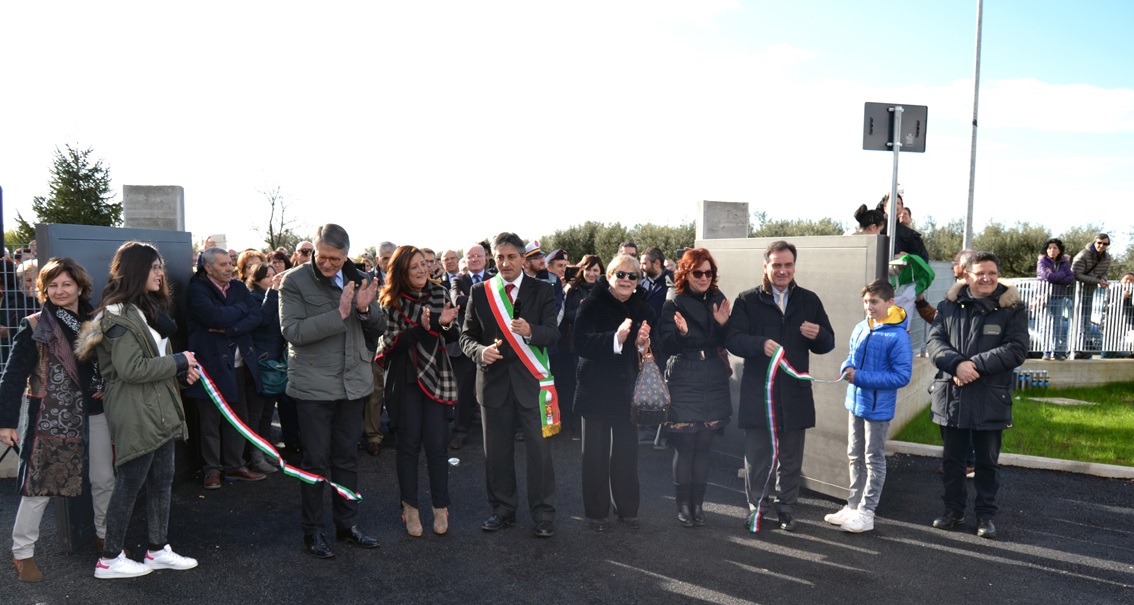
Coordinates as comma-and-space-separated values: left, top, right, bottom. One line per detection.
581, 413, 639, 520
295, 397, 365, 535
451, 355, 478, 436
395, 387, 451, 509
941, 426, 1002, 520
481, 383, 556, 522
194, 390, 249, 473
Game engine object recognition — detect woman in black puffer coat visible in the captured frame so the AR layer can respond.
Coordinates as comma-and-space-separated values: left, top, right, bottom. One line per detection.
573, 254, 654, 531
657, 248, 732, 527
557, 254, 603, 436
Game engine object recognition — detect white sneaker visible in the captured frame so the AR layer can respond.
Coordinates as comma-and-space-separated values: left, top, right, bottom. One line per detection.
95, 553, 153, 579
823, 505, 856, 526
144, 545, 199, 571
841, 509, 875, 533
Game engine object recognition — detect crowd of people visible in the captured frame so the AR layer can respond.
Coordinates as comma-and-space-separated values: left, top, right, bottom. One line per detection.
0, 214, 1125, 584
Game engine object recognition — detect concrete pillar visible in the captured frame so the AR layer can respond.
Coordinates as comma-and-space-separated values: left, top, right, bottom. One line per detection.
696, 200, 749, 240
122, 185, 185, 231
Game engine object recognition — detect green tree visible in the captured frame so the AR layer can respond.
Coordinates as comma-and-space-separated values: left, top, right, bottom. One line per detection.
918, 216, 964, 262
971, 222, 1052, 278
541, 221, 695, 265
749, 210, 845, 238
15, 145, 121, 241
626, 221, 696, 261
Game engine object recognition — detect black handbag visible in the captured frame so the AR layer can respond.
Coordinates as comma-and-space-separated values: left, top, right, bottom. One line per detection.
632, 344, 670, 425
257, 357, 288, 397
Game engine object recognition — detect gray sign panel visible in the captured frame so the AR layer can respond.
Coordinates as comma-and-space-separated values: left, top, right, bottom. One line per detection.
863, 102, 928, 153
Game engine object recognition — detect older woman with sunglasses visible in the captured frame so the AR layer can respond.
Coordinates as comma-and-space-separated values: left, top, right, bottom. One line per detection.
573, 254, 653, 531
657, 248, 732, 527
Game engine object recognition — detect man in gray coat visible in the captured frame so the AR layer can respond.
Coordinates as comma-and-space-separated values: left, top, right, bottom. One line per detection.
280, 223, 386, 558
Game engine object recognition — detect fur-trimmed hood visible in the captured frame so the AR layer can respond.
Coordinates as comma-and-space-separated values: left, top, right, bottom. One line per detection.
944, 281, 1021, 309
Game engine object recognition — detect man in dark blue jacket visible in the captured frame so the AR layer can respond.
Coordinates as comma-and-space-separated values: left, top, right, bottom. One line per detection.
726, 241, 835, 533
186, 248, 265, 489
927, 250, 1027, 539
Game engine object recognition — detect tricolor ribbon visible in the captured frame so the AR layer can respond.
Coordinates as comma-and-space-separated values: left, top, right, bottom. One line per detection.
197, 367, 362, 501
748, 345, 850, 533
484, 275, 560, 437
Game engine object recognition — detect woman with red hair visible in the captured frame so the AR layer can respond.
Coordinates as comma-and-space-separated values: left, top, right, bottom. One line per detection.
657, 248, 732, 527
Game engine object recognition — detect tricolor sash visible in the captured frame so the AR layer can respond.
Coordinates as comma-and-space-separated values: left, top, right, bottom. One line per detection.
485, 275, 560, 437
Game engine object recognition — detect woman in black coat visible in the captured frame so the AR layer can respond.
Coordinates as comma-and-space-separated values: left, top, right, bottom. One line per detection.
246, 262, 288, 472
558, 254, 603, 437
573, 254, 654, 531
657, 249, 732, 527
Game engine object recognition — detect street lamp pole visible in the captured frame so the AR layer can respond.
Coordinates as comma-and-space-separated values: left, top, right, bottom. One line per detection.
964, 0, 984, 249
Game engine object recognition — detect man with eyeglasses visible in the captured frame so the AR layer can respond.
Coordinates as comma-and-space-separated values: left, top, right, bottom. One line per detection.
1071, 233, 1113, 355
927, 251, 1027, 539
447, 244, 492, 450
280, 224, 385, 558
725, 240, 835, 534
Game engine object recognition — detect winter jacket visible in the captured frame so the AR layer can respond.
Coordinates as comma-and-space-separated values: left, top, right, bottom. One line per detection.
1036, 255, 1075, 297
559, 281, 594, 353
184, 271, 262, 401
657, 289, 732, 424
927, 282, 1028, 431
249, 287, 286, 362
280, 260, 387, 402
840, 306, 913, 422
572, 277, 655, 417
725, 280, 835, 431
1071, 244, 1111, 287
75, 304, 191, 467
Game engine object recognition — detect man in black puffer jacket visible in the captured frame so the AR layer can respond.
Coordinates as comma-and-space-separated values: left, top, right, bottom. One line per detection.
927, 250, 1027, 540
726, 241, 835, 533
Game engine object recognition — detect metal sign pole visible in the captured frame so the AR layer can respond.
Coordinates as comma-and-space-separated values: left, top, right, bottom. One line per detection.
887, 105, 904, 261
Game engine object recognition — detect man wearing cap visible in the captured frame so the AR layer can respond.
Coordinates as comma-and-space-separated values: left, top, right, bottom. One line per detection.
523, 240, 565, 322
545, 249, 569, 285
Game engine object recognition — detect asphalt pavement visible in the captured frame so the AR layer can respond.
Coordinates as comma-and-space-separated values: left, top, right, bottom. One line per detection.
3, 430, 1133, 604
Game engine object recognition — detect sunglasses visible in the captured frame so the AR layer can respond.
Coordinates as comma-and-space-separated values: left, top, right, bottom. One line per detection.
614, 271, 640, 281
298, 249, 313, 255
691, 269, 714, 279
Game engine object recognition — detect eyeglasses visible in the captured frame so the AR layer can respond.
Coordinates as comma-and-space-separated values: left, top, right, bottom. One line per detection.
967, 271, 999, 280
315, 254, 344, 264
297, 249, 313, 256
691, 269, 714, 279
614, 271, 640, 281
151, 263, 165, 273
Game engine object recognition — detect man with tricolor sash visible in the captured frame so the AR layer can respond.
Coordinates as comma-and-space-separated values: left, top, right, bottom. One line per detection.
726, 240, 835, 534
460, 232, 561, 538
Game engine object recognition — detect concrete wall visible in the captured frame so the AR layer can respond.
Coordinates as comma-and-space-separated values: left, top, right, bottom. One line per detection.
702, 234, 888, 499
695, 201, 749, 240
122, 185, 185, 231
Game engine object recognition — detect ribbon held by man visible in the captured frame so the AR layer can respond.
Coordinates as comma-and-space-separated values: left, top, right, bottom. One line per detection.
748, 345, 849, 533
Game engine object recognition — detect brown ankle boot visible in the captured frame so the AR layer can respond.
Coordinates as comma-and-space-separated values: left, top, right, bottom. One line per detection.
402, 502, 423, 537
14, 556, 43, 582
433, 507, 449, 535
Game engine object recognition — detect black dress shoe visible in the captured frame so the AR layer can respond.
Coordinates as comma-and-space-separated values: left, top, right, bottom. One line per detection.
533, 520, 555, 538
677, 504, 694, 528
336, 525, 380, 548
303, 533, 335, 559
586, 518, 610, 532
481, 514, 516, 532
932, 512, 965, 530
691, 504, 706, 527
976, 519, 997, 539
778, 513, 797, 532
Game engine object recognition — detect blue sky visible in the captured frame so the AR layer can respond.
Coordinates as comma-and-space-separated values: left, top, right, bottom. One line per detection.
0, 1, 1130, 253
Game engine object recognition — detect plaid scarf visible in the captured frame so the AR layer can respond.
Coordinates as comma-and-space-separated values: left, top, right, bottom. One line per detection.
375, 284, 458, 404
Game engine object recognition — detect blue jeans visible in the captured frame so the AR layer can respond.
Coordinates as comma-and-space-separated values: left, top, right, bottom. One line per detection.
101, 439, 176, 557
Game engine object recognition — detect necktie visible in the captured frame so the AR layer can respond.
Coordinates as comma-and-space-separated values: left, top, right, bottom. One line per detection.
472, 274, 481, 284
775, 291, 786, 314
505, 283, 515, 302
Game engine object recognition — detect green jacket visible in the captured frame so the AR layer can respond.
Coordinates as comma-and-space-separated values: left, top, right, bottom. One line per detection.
76, 303, 189, 467
280, 261, 387, 401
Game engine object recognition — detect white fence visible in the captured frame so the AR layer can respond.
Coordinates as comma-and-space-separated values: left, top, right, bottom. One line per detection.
1, 245, 41, 367
1008, 278, 1134, 357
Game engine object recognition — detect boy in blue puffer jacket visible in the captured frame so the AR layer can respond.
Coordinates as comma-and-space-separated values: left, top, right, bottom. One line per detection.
824, 279, 912, 533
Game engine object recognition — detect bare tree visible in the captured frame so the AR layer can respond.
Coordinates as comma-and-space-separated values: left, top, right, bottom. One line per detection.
257, 187, 303, 252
